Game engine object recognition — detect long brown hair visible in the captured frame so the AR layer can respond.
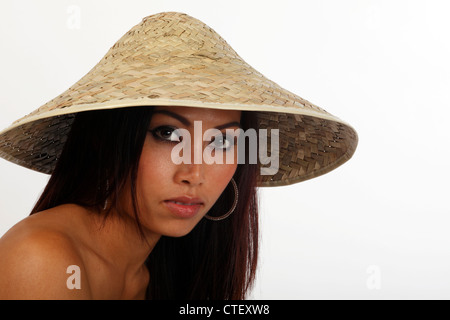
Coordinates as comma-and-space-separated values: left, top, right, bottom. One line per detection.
30, 106, 260, 299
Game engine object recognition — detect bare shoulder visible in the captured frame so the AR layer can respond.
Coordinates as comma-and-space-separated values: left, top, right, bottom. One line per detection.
0, 206, 92, 299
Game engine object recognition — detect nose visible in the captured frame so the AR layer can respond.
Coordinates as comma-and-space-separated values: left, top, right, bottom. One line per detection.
175, 162, 206, 186
173, 129, 207, 186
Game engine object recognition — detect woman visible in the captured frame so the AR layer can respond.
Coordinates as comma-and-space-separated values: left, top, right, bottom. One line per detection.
0, 12, 358, 299
0, 105, 258, 299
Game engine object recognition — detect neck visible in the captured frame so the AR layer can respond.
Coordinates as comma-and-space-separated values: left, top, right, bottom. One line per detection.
86, 206, 160, 276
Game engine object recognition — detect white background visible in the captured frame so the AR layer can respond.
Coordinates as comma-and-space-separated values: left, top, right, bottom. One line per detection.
1, 0, 449, 299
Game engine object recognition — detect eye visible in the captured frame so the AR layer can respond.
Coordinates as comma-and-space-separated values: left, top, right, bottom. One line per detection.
209, 134, 234, 151
150, 126, 182, 143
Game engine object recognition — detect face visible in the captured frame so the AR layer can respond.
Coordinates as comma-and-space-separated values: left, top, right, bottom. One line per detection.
128, 106, 242, 238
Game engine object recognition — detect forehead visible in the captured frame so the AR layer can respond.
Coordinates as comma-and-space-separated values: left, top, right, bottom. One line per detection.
151, 106, 241, 122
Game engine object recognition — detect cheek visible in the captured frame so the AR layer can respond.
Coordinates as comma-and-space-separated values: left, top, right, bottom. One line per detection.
208, 163, 238, 202
217, 162, 237, 181
139, 137, 175, 174
139, 151, 164, 179
136, 141, 173, 193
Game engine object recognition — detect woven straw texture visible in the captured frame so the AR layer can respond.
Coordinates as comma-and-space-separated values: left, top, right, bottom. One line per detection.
0, 11, 358, 187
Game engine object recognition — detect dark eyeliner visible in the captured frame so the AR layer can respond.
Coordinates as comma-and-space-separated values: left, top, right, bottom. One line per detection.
149, 125, 180, 143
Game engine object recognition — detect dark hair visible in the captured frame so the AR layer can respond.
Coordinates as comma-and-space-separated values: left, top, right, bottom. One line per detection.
30, 106, 260, 300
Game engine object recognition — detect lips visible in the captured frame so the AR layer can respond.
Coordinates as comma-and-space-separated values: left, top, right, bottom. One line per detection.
164, 196, 204, 205
164, 196, 204, 218
167, 201, 199, 206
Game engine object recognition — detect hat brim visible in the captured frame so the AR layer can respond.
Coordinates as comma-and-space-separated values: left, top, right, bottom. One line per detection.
0, 98, 358, 187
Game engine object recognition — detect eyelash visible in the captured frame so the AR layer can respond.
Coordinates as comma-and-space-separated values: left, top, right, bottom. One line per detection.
149, 126, 181, 144
149, 126, 235, 151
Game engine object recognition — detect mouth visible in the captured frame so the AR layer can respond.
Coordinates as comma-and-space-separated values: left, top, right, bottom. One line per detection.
165, 201, 200, 206
163, 196, 205, 218
164, 196, 204, 206
163, 200, 203, 218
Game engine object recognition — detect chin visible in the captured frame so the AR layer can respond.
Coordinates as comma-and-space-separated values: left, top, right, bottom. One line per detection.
165, 230, 194, 238
159, 230, 192, 239
157, 220, 202, 238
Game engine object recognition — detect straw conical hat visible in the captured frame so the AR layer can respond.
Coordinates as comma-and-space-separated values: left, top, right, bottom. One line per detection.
0, 11, 358, 187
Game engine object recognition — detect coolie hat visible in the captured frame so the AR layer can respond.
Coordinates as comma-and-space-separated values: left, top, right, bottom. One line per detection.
0, 11, 358, 187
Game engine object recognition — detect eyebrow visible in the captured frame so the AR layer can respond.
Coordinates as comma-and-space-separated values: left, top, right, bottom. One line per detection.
152, 109, 242, 130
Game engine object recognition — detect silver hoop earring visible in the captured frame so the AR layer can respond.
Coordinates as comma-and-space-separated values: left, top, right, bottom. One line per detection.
204, 178, 238, 221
